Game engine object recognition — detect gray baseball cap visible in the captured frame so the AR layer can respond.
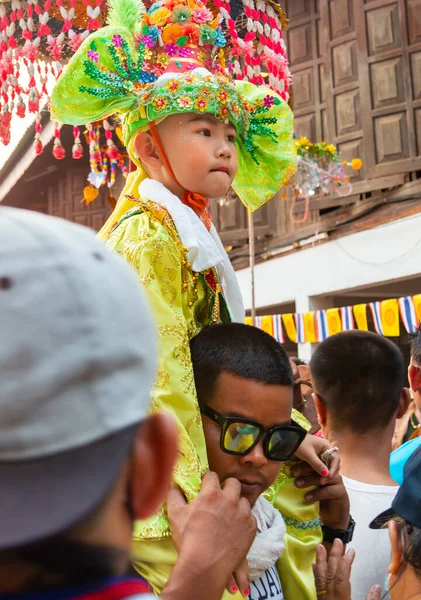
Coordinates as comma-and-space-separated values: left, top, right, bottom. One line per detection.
0, 207, 157, 550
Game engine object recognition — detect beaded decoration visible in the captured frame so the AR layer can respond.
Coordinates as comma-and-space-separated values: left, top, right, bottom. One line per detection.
79, 22, 283, 164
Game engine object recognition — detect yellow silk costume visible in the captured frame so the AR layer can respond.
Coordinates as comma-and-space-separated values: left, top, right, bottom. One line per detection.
106, 195, 321, 600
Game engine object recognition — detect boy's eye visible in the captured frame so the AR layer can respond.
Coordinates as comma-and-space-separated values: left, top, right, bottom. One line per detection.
198, 129, 211, 137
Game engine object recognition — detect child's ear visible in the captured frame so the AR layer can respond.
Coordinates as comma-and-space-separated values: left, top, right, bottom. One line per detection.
134, 132, 162, 169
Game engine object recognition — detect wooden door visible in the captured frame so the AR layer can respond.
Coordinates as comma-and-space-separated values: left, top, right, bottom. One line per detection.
48, 167, 113, 231
287, 0, 421, 183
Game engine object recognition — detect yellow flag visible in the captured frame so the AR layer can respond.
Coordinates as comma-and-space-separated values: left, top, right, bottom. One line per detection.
326, 308, 342, 336
261, 315, 274, 337
303, 312, 316, 343
353, 304, 368, 331
413, 295, 421, 325
381, 299, 400, 337
282, 314, 297, 343
244, 316, 253, 326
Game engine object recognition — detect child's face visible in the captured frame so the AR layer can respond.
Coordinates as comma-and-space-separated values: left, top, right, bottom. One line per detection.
201, 371, 293, 507
157, 112, 238, 198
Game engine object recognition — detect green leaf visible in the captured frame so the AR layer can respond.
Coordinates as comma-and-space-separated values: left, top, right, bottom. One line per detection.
176, 36, 189, 47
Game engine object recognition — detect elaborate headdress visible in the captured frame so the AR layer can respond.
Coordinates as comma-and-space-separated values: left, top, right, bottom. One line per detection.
51, 0, 296, 223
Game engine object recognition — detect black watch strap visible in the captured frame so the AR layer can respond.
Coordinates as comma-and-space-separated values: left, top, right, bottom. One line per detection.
321, 516, 355, 544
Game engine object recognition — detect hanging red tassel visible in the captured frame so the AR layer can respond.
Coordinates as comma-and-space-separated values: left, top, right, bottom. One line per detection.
72, 126, 83, 159
52, 124, 65, 160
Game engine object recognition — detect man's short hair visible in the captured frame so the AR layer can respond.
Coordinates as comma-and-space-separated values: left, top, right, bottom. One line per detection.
409, 324, 421, 366
310, 330, 405, 434
190, 323, 293, 406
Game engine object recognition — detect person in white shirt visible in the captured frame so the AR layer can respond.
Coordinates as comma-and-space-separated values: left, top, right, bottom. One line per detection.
310, 330, 411, 600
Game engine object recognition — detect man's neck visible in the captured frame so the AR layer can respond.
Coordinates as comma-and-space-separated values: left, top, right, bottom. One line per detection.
331, 428, 397, 486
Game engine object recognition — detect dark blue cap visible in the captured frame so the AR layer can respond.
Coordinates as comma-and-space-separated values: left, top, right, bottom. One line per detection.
370, 445, 421, 529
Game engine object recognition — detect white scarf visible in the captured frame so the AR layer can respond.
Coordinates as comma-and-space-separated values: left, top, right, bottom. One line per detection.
138, 178, 245, 323
247, 496, 286, 582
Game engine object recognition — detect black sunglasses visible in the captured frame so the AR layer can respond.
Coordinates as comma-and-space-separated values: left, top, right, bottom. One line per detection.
201, 405, 307, 461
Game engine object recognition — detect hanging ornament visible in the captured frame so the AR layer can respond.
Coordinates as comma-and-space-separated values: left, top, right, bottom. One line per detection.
72, 125, 83, 159
82, 185, 99, 205
52, 123, 65, 159
33, 111, 43, 155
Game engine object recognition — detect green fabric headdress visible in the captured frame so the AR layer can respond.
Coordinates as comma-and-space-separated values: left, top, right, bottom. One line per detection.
50, 0, 296, 210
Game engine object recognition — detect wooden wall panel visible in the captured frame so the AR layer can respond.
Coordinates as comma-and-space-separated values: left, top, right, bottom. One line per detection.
329, 0, 354, 39
370, 57, 405, 108
332, 41, 358, 87
416, 108, 421, 154
374, 113, 410, 162
335, 90, 361, 136
412, 51, 421, 99
407, 0, 421, 44
289, 23, 313, 65
366, 4, 401, 55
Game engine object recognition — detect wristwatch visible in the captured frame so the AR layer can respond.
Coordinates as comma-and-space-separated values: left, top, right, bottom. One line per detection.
321, 516, 355, 544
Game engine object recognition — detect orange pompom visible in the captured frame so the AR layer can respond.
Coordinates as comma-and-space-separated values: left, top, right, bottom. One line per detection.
351, 158, 363, 170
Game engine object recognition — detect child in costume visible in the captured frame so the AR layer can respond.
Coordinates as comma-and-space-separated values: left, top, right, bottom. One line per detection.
51, 2, 340, 598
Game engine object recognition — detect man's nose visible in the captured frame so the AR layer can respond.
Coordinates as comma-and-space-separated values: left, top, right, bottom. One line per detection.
239, 441, 267, 467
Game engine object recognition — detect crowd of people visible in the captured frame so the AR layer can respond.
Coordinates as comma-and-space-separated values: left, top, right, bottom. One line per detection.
2, 206, 421, 600
2, 0, 421, 598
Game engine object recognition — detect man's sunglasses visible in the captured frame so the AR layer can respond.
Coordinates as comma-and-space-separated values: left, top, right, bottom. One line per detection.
201, 405, 307, 461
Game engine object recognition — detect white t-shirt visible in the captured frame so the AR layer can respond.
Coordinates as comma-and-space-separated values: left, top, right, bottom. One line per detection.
249, 565, 284, 600
343, 475, 398, 600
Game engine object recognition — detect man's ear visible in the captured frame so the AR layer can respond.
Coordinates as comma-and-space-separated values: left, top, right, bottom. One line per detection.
388, 520, 404, 588
130, 412, 179, 521
133, 131, 163, 170
408, 363, 421, 394
397, 387, 412, 419
312, 393, 327, 428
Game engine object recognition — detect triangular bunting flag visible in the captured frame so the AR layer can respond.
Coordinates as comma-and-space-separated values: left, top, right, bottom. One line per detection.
315, 310, 328, 341
261, 315, 274, 337
413, 294, 421, 325
340, 306, 355, 331
272, 314, 285, 344
282, 314, 297, 343
353, 304, 368, 331
295, 313, 305, 344
326, 308, 342, 337
369, 302, 384, 335
303, 312, 316, 343
398, 297, 418, 333
381, 299, 400, 337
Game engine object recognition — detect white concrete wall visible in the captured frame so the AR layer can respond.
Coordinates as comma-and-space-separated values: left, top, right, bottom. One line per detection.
236, 213, 421, 310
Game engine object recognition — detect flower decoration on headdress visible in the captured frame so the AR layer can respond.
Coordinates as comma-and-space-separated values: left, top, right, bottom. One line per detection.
51, 0, 297, 212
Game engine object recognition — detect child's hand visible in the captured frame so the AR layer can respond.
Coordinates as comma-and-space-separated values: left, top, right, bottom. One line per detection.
292, 461, 350, 533
294, 434, 340, 482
